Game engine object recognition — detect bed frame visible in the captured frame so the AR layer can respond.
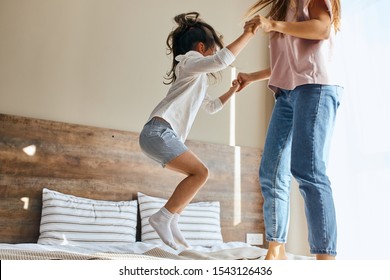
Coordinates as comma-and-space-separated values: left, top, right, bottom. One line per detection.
0, 113, 265, 245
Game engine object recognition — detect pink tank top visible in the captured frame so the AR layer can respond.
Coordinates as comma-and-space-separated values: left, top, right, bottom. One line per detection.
268, 0, 343, 93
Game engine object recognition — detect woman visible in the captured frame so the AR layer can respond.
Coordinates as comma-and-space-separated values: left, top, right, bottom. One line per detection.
238, 0, 342, 260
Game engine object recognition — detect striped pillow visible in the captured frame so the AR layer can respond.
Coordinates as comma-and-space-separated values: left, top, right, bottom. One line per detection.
138, 192, 223, 247
37, 188, 137, 245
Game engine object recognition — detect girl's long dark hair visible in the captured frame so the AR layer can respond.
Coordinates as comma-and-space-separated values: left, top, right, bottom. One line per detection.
164, 12, 224, 85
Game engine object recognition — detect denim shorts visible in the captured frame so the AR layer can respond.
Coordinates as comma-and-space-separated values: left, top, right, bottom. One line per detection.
139, 117, 188, 167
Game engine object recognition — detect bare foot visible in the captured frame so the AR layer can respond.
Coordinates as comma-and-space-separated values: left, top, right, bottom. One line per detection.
265, 252, 289, 260
264, 241, 288, 260
316, 254, 335, 260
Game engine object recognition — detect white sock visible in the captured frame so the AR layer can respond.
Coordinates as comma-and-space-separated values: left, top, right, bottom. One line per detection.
149, 207, 179, 250
171, 213, 190, 248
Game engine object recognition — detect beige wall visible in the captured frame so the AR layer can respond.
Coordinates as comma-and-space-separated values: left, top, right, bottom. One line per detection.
0, 0, 273, 148
0, 0, 309, 256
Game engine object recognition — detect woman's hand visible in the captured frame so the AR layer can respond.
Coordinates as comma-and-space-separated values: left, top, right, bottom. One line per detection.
259, 15, 274, 33
236, 72, 253, 92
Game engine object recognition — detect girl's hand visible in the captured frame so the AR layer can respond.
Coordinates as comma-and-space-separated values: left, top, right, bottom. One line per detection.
244, 15, 261, 35
231, 79, 240, 92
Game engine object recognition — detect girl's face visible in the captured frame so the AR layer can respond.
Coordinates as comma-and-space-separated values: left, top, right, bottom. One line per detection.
195, 42, 217, 56
203, 45, 217, 56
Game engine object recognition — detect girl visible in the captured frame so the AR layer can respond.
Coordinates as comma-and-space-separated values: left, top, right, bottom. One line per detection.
237, 0, 342, 260
139, 12, 260, 250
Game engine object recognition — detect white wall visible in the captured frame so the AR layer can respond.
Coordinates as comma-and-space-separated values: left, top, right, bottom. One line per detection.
0, 0, 311, 256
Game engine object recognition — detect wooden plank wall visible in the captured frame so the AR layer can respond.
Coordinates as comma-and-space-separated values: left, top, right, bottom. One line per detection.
0, 113, 264, 244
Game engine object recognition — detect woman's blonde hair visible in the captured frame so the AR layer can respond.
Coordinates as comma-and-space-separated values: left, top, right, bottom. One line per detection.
246, 0, 341, 32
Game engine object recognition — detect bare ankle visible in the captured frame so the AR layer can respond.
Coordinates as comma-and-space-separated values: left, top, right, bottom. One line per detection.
265, 242, 288, 260
316, 254, 335, 260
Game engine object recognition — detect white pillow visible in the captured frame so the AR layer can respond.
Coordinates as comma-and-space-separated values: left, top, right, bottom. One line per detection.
38, 188, 138, 245
137, 192, 223, 247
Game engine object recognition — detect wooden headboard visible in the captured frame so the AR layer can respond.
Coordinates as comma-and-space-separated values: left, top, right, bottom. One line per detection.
0, 113, 264, 244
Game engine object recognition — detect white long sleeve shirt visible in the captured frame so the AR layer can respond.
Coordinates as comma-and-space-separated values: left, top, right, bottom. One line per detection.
147, 47, 236, 142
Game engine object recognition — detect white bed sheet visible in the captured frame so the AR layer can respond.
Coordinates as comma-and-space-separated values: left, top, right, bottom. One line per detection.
0, 242, 313, 260
0, 241, 258, 256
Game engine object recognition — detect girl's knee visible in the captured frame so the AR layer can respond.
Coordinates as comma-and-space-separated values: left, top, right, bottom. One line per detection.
193, 164, 209, 185
199, 165, 209, 181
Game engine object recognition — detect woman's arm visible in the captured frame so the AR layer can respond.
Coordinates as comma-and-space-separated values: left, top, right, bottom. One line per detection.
236, 68, 271, 92
260, 0, 331, 40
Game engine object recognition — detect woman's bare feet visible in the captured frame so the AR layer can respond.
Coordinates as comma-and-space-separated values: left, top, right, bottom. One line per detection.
265, 241, 288, 260
316, 254, 335, 260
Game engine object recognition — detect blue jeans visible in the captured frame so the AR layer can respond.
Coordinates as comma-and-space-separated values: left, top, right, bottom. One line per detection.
260, 84, 342, 256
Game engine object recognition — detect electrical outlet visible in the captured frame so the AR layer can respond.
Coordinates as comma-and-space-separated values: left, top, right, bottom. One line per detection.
246, 233, 263, 245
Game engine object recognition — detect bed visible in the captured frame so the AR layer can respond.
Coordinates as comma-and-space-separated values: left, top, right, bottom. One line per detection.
0, 113, 310, 260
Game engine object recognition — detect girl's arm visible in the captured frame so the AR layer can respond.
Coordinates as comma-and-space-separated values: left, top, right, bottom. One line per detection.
226, 16, 260, 56
202, 80, 240, 114
219, 80, 240, 105
236, 68, 271, 92
182, 16, 261, 75
260, 0, 331, 40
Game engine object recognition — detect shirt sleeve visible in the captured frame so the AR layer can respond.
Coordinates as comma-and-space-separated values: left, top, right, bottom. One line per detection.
180, 48, 236, 75
201, 94, 223, 114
